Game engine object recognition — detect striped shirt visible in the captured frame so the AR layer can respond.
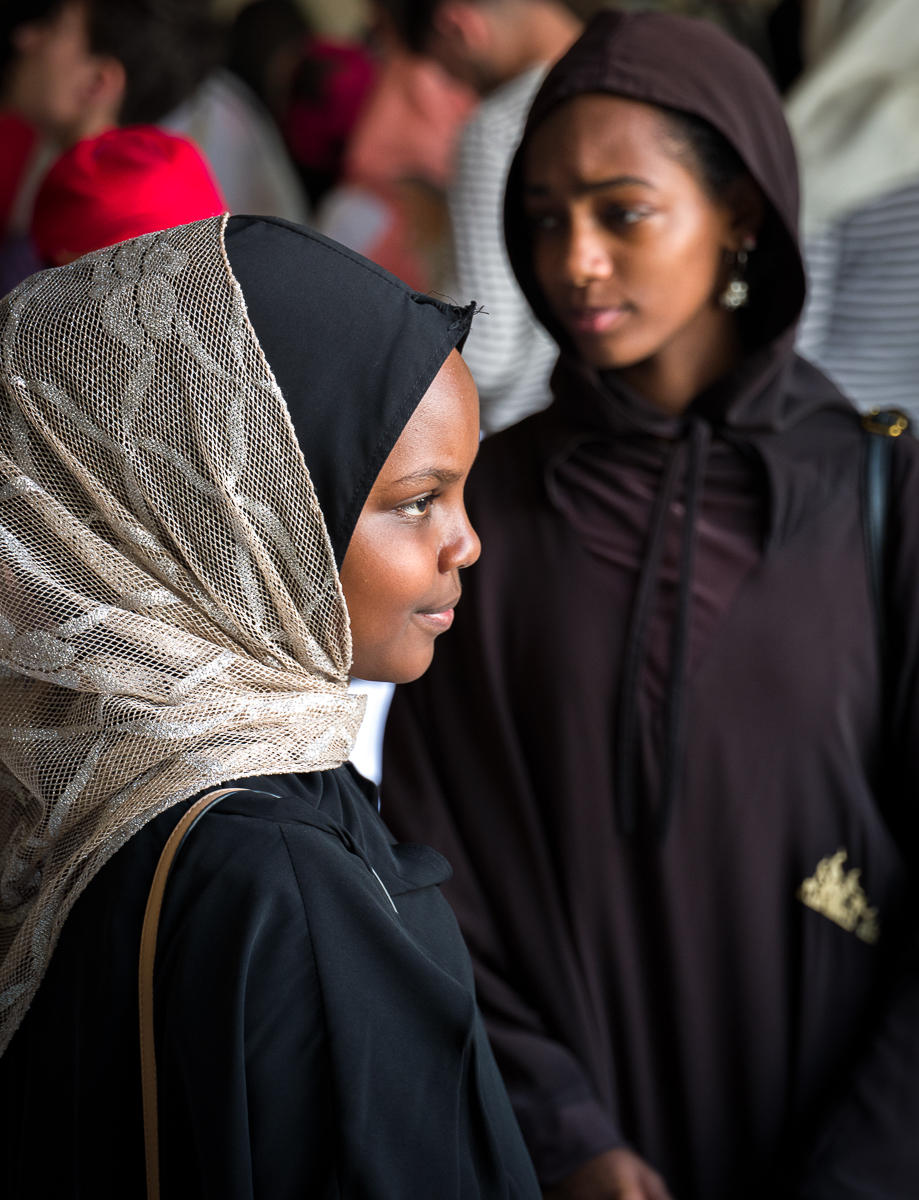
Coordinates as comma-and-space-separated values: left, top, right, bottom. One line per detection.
447, 66, 558, 434
796, 179, 919, 422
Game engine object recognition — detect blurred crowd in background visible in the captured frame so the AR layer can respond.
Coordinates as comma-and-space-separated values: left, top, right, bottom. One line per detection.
2, 0, 917, 777
3, 0, 917, 425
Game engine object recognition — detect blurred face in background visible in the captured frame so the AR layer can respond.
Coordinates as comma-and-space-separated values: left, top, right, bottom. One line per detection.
418, 0, 507, 95
6, 2, 117, 143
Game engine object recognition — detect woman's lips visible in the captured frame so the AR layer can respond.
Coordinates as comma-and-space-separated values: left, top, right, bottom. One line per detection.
414, 608, 455, 632
566, 305, 629, 334
414, 595, 461, 632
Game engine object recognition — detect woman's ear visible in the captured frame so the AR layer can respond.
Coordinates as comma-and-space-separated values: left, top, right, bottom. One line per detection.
725, 174, 765, 251
85, 55, 126, 121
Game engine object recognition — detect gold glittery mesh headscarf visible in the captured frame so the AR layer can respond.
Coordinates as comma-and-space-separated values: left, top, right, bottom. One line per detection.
0, 214, 470, 1055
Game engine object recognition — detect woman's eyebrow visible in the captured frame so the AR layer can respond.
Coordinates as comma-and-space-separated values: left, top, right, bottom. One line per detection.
392, 467, 463, 487
524, 175, 655, 197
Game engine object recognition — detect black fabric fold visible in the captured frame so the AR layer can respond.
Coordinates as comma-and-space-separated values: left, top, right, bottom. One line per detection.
660, 418, 710, 838
613, 418, 711, 840
615, 438, 682, 836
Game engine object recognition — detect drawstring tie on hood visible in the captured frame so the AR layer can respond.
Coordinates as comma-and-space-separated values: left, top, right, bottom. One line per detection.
615, 417, 711, 840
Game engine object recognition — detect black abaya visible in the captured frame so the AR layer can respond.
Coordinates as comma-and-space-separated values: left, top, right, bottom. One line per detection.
1, 768, 538, 1198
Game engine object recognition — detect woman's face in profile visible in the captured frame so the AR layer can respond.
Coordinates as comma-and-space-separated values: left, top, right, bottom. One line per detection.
339, 349, 481, 684
522, 93, 741, 378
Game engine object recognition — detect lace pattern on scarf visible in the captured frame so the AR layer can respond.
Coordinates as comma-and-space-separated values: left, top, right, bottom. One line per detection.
0, 214, 364, 1054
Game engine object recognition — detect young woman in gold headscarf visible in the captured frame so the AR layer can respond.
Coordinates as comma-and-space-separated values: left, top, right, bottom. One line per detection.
0, 213, 540, 1200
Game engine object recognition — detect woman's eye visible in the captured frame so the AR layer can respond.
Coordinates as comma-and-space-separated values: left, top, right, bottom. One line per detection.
398, 494, 435, 518
605, 205, 647, 227
526, 211, 562, 234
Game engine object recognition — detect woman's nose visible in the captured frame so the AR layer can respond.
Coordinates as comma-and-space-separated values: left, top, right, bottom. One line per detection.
566, 216, 613, 287
440, 507, 481, 573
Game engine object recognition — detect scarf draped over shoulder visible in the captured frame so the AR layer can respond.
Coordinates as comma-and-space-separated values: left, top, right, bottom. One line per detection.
0, 213, 473, 1055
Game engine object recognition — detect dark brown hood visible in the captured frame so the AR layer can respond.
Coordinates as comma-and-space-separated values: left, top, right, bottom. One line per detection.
503, 10, 808, 425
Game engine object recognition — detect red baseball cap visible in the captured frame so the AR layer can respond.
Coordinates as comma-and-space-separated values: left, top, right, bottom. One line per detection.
31, 125, 227, 265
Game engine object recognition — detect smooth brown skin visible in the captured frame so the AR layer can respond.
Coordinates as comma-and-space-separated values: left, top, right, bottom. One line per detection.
339, 349, 481, 684
523, 93, 760, 416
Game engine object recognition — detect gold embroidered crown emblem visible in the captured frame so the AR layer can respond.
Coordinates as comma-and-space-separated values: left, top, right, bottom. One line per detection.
798, 849, 880, 944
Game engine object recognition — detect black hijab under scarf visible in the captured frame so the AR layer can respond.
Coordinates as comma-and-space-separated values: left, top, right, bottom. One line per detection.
225, 215, 475, 566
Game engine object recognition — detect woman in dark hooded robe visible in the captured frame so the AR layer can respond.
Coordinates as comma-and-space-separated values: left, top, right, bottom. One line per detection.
381, 12, 919, 1200
0, 213, 540, 1199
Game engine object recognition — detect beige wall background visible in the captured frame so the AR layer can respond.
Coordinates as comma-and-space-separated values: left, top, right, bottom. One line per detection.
210, 0, 372, 39
208, 1, 782, 47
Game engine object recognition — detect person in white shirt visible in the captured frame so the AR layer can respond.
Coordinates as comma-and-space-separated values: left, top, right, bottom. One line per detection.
378, 0, 582, 434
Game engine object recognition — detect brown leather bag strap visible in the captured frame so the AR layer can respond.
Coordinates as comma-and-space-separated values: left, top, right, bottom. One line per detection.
139, 787, 245, 1200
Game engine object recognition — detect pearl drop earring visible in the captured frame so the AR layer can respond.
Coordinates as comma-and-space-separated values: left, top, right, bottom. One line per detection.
719, 236, 756, 310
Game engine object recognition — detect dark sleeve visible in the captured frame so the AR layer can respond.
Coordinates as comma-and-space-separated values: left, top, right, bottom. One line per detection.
382, 611, 625, 1186
792, 436, 919, 1198
155, 814, 335, 1200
